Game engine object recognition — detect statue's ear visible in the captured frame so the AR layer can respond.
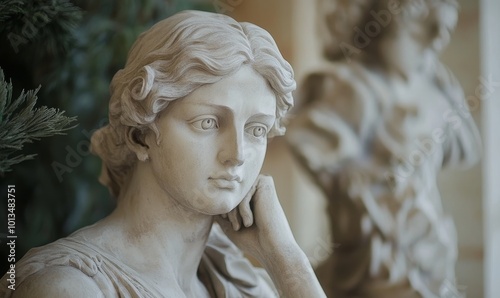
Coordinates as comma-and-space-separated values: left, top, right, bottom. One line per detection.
125, 127, 150, 162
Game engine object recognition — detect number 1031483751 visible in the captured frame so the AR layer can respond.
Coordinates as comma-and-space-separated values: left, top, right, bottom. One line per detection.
7, 185, 15, 237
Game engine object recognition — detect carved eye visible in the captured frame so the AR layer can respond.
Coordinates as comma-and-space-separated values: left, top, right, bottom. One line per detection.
192, 117, 219, 130
201, 118, 217, 130
246, 125, 267, 138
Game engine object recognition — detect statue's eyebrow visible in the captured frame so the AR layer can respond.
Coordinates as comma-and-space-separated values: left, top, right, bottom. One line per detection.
180, 102, 232, 113
182, 102, 275, 120
248, 113, 275, 123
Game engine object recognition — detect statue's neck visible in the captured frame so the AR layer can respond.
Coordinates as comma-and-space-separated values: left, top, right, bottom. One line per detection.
103, 162, 214, 293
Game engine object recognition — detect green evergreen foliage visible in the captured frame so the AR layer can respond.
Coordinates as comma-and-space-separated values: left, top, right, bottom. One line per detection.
0, 0, 82, 60
0, 68, 77, 175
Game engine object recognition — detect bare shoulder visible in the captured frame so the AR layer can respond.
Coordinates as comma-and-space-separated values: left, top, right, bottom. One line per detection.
12, 266, 104, 298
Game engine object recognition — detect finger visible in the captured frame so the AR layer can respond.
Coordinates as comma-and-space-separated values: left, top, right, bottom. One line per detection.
228, 208, 241, 231
250, 175, 289, 229
252, 175, 278, 208
239, 190, 254, 228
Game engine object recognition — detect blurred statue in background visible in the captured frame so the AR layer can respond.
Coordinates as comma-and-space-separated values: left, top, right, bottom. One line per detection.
286, 0, 481, 297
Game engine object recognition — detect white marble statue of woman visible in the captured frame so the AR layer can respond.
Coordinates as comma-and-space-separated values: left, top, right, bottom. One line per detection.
0, 10, 326, 298
286, 0, 481, 297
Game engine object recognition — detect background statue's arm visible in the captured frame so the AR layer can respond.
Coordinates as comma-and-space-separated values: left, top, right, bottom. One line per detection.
436, 63, 482, 168
287, 70, 375, 170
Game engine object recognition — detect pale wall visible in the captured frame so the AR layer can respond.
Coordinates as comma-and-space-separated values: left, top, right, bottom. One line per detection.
480, 0, 500, 297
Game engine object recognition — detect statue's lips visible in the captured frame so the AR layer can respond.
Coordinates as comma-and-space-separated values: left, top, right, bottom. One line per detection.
209, 175, 242, 190
209, 179, 239, 190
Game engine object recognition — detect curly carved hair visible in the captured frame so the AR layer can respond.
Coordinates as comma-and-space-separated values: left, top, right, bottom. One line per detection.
320, 0, 459, 60
91, 10, 296, 198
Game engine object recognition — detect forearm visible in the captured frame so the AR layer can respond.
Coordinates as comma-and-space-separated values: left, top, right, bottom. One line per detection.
219, 175, 327, 297
442, 115, 481, 167
261, 243, 326, 298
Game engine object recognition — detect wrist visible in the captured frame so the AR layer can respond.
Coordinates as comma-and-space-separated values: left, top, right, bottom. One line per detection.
259, 241, 307, 270
258, 226, 298, 255
260, 244, 321, 297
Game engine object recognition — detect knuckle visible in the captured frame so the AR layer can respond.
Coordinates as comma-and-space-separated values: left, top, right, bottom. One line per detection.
258, 175, 275, 187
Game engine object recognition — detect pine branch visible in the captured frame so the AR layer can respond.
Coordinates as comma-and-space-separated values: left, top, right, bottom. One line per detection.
0, 68, 77, 175
0, 0, 24, 23
0, 0, 83, 56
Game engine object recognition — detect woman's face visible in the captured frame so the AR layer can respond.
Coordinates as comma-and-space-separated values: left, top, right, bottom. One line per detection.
145, 65, 277, 215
